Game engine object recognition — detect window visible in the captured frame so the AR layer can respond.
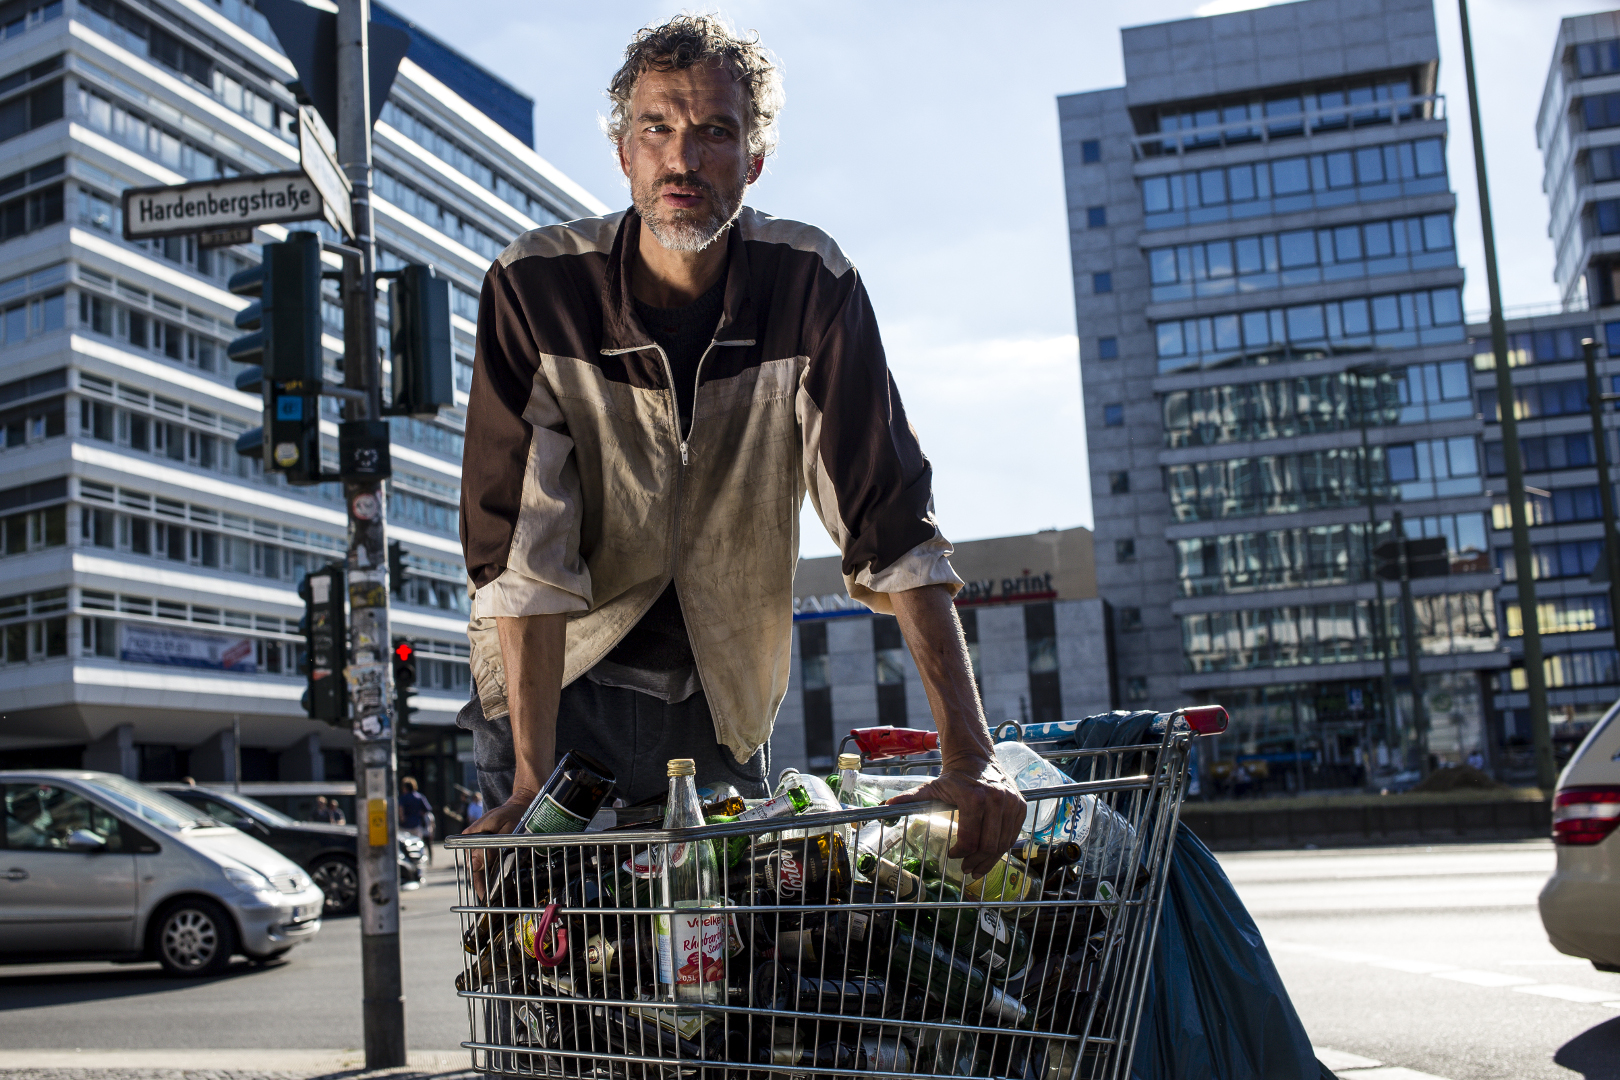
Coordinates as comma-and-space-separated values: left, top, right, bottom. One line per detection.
0, 67, 63, 146
1024, 602, 1061, 725
1092, 272, 1112, 294
873, 615, 907, 727
2, 783, 124, 850
1115, 538, 1136, 563
1585, 92, 1620, 132
1103, 403, 1124, 427
1080, 139, 1101, 163
1087, 205, 1107, 228
1109, 470, 1130, 494
1577, 40, 1620, 77
798, 621, 833, 768
81, 616, 117, 657
1097, 336, 1118, 360
1125, 676, 1148, 702
1118, 607, 1142, 631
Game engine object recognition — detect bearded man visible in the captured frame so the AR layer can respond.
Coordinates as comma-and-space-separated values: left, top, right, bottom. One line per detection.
459, 15, 1021, 874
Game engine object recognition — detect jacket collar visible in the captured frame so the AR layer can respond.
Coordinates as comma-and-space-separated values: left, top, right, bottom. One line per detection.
600, 206, 759, 356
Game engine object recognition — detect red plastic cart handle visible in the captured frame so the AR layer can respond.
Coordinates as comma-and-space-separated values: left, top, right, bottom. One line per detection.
850, 727, 939, 761
1176, 705, 1228, 736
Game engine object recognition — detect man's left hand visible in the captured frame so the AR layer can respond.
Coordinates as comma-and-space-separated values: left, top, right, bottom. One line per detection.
885, 757, 1025, 879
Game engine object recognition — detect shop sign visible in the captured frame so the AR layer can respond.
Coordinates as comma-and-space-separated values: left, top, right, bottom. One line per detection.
955, 571, 1057, 607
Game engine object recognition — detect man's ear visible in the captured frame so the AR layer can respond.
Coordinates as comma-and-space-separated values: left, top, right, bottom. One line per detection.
617, 139, 631, 178
746, 154, 764, 185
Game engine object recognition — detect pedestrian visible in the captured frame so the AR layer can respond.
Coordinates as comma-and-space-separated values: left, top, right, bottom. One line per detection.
458, 13, 1022, 875
313, 795, 345, 824
466, 791, 484, 822
399, 777, 434, 863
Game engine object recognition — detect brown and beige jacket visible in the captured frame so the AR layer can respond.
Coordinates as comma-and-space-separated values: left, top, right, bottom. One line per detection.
460, 205, 962, 762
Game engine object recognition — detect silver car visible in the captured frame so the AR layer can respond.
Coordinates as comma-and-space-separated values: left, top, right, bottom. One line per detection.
1539, 701, 1620, 970
0, 771, 325, 976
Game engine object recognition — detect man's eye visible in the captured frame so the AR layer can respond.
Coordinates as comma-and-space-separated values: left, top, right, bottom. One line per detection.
706, 126, 733, 138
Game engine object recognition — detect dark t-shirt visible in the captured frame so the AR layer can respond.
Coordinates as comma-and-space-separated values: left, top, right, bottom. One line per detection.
400, 790, 432, 829
602, 277, 726, 678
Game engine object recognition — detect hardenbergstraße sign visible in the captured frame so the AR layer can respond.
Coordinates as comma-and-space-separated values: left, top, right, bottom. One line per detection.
122, 171, 324, 242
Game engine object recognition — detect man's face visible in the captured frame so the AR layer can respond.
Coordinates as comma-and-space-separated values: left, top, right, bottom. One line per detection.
618, 61, 763, 253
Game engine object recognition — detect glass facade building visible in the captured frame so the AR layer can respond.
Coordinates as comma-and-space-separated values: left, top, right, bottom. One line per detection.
1059, 0, 1504, 792
0, 0, 604, 799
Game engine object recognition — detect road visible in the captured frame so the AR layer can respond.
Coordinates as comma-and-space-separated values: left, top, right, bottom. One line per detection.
1227, 840, 1620, 1080
0, 840, 1616, 1080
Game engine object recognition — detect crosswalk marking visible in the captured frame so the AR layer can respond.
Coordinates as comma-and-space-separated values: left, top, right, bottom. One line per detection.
1337, 1067, 1458, 1080
1428, 968, 1536, 988
1512, 982, 1620, 1004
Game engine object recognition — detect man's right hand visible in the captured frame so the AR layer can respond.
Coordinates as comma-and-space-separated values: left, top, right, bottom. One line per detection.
464, 791, 533, 898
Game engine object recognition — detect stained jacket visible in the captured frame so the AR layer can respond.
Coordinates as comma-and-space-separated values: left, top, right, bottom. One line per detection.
460, 205, 961, 762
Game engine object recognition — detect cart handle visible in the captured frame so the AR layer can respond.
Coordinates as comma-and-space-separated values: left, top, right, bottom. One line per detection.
992, 720, 1025, 743
1172, 704, 1229, 735
523, 902, 568, 967
848, 726, 939, 761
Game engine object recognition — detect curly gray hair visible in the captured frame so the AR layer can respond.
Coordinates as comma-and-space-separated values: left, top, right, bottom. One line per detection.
605, 13, 784, 159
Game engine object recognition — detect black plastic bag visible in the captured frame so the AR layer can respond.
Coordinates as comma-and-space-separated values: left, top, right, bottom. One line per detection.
1042, 711, 1333, 1080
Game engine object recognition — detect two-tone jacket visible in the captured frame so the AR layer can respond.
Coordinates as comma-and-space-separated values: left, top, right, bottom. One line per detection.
460, 205, 962, 763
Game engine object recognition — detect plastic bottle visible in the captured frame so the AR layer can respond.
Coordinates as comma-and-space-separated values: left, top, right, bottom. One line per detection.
656, 759, 724, 1005
992, 740, 1072, 840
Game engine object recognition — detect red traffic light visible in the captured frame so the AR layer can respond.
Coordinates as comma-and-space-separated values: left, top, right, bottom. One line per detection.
394, 640, 414, 665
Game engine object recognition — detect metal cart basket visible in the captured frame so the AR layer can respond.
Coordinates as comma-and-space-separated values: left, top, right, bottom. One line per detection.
446, 705, 1226, 1080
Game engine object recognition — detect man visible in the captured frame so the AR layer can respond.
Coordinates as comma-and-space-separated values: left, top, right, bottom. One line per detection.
459, 15, 1021, 875
398, 777, 434, 861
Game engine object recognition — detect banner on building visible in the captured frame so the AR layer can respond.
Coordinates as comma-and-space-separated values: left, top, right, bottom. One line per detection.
121, 623, 257, 673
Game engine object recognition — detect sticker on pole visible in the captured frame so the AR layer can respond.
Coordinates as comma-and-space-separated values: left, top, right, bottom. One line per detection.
367, 797, 388, 847
122, 172, 325, 242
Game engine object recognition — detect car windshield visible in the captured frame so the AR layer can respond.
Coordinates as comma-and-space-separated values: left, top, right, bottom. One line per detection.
91, 775, 213, 830
217, 792, 298, 828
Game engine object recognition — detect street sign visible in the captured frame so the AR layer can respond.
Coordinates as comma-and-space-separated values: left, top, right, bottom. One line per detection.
198, 225, 254, 249
122, 172, 324, 242
299, 107, 353, 239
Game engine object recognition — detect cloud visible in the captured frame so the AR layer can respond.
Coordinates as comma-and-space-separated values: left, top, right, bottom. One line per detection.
798, 329, 1091, 559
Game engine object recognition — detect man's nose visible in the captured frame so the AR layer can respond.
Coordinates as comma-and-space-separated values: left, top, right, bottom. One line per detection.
665, 128, 703, 174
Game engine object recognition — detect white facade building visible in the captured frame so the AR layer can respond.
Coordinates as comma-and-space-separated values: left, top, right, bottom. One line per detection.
0, 0, 603, 796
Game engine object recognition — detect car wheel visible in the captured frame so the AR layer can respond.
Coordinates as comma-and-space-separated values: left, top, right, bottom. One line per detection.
310, 854, 359, 916
153, 899, 236, 977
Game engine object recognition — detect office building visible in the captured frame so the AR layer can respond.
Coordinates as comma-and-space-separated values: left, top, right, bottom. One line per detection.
0, 0, 604, 804
775, 527, 1114, 773
1059, 0, 1504, 789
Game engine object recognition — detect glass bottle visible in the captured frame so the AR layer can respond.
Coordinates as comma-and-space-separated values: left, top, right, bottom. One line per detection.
656, 758, 725, 1005
836, 753, 864, 808
519, 749, 616, 834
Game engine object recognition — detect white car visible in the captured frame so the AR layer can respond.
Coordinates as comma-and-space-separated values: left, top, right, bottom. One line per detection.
1539, 702, 1620, 971
0, 771, 325, 975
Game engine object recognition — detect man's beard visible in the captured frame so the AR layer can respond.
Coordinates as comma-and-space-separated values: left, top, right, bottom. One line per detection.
633, 169, 747, 253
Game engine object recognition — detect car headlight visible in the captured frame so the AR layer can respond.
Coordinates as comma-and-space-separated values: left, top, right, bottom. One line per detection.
223, 865, 275, 895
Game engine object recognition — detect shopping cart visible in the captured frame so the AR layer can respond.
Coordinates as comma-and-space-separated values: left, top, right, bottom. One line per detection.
446, 704, 1226, 1080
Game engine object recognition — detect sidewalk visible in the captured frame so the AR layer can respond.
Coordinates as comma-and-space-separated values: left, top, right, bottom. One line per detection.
0, 1050, 477, 1080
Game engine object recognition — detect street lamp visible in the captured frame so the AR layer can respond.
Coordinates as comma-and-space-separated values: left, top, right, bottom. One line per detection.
1348, 360, 1398, 785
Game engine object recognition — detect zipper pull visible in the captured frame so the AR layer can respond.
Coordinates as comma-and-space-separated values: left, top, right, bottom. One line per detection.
680, 440, 689, 466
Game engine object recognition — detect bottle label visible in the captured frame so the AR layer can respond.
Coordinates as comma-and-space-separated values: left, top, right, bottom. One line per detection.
775, 929, 817, 964
655, 905, 726, 987
584, 934, 615, 975
978, 947, 1007, 971
848, 911, 869, 941
734, 793, 796, 823
978, 907, 1012, 945
522, 792, 588, 835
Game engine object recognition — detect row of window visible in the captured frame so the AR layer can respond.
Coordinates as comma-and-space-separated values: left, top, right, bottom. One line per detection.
1173, 513, 1489, 597
1140, 138, 1447, 230
1154, 288, 1466, 374
0, 289, 64, 347
1504, 596, 1613, 638
377, 100, 563, 228
78, 183, 256, 286
76, 82, 230, 183
0, 60, 64, 146
1146, 213, 1455, 303
79, 478, 343, 557
1474, 325, 1596, 369
1507, 649, 1620, 692
2, 1, 61, 42
1, 504, 65, 554
1147, 78, 1420, 154
1181, 592, 1498, 674
1160, 361, 1472, 448
1498, 540, 1604, 582
1484, 433, 1596, 476
1476, 376, 1620, 423
0, 180, 62, 245
1494, 485, 1610, 529
374, 167, 510, 263
1164, 437, 1481, 523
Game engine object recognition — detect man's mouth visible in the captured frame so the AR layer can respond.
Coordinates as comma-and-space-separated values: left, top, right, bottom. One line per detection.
662, 189, 705, 208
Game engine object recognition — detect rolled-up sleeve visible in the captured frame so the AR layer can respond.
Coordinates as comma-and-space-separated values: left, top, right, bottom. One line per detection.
794, 264, 963, 614
460, 260, 591, 619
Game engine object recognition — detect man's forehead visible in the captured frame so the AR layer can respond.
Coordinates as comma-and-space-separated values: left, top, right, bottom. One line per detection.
631, 63, 746, 117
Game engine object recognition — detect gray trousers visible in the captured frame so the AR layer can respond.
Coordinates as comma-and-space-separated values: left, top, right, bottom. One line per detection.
455, 678, 769, 809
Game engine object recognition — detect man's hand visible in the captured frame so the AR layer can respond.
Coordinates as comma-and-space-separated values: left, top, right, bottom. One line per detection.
462, 790, 534, 897
887, 757, 1025, 879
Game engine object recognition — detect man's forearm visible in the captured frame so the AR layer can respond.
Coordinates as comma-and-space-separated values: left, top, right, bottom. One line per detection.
889, 584, 994, 770
495, 613, 568, 802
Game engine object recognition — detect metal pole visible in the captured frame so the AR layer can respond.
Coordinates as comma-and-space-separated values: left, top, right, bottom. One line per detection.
1458, 0, 1556, 790
232, 714, 241, 793
337, 0, 405, 1067
1353, 365, 1399, 779
1392, 511, 1429, 777
1582, 338, 1620, 655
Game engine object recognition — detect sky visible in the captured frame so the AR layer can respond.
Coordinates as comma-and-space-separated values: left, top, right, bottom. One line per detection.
382, 0, 1616, 559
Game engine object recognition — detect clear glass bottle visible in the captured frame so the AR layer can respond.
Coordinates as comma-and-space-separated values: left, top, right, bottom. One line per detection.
656, 759, 725, 1005
836, 753, 864, 808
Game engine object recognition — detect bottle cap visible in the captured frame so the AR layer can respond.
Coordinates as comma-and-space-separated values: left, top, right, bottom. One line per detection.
837, 753, 862, 770
667, 758, 696, 777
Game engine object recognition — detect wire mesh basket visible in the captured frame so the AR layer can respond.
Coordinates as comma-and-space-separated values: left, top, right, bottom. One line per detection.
446, 706, 1225, 1080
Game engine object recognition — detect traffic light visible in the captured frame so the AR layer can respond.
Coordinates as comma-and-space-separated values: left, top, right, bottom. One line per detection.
392, 639, 417, 729
387, 263, 454, 416
298, 563, 347, 723
230, 231, 329, 484
388, 540, 408, 597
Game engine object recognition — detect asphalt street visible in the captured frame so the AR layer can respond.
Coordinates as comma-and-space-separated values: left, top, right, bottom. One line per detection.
0, 839, 1616, 1080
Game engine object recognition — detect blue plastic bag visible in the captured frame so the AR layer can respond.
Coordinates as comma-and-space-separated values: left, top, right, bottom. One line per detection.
1042, 711, 1333, 1080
